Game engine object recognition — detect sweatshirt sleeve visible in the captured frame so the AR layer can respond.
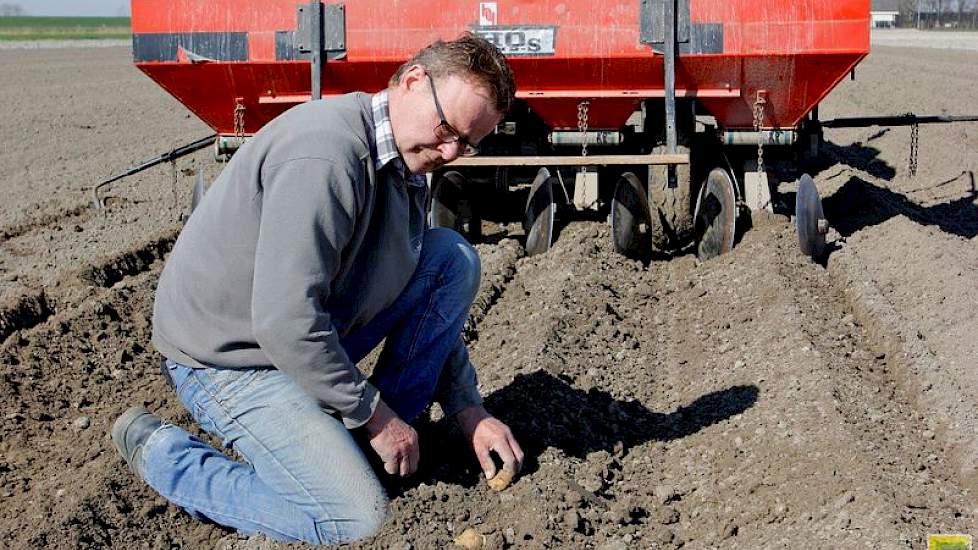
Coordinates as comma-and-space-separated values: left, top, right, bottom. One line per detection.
251, 157, 379, 429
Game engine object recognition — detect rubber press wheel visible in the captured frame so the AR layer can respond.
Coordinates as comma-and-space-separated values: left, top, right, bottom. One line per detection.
430, 171, 481, 241
523, 167, 556, 256
610, 171, 652, 259
694, 167, 737, 261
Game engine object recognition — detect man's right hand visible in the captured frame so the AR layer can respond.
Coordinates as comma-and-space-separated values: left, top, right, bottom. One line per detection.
364, 399, 419, 476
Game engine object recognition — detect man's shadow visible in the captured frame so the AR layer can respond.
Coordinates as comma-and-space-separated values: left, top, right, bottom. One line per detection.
393, 370, 758, 492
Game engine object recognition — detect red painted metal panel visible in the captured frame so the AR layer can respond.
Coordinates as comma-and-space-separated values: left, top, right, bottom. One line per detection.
131, 0, 869, 134
248, 31, 277, 62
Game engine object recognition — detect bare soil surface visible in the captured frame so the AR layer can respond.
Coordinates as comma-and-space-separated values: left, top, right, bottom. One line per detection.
1, 41, 977, 549
871, 29, 978, 52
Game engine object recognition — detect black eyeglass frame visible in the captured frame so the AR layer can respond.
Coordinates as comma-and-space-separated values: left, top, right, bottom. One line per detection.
426, 73, 479, 157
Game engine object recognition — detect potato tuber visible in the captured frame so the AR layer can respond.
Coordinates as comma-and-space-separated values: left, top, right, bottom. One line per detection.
486, 469, 514, 491
453, 527, 486, 549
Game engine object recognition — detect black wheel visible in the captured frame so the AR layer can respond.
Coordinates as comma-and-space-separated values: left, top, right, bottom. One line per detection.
694, 167, 737, 260
523, 167, 556, 256
610, 172, 652, 259
430, 171, 481, 241
796, 173, 827, 259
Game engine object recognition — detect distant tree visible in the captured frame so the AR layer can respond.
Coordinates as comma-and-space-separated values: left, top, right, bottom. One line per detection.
954, 0, 974, 27
899, 0, 917, 27
0, 2, 25, 16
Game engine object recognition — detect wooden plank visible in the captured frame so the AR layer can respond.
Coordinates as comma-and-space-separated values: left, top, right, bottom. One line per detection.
448, 153, 688, 167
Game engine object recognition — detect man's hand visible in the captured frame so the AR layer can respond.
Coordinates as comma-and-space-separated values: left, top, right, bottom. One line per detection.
455, 405, 523, 481
364, 399, 419, 476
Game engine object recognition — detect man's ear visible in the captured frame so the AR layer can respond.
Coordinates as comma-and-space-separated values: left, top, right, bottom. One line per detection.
398, 64, 426, 92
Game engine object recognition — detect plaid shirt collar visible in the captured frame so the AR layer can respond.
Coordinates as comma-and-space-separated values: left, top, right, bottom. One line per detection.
371, 91, 426, 187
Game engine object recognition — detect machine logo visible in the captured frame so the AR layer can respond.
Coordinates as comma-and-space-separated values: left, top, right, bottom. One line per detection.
474, 1, 556, 57
473, 25, 557, 56
479, 2, 497, 26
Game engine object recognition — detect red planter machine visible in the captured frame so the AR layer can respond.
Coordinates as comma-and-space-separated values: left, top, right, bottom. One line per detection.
130, 0, 870, 259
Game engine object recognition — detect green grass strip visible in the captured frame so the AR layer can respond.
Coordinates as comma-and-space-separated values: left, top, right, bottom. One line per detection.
0, 16, 130, 41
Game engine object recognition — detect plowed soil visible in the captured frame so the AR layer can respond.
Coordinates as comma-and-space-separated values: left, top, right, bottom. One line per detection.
1, 41, 977, 549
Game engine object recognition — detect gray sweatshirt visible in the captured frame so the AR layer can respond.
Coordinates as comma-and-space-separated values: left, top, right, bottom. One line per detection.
152, 92, 482, 429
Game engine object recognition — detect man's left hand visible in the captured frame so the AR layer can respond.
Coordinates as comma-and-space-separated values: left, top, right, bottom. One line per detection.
455, 405, 523, 481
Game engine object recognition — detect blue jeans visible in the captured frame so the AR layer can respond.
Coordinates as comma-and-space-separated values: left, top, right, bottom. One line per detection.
138, 228, 480, 544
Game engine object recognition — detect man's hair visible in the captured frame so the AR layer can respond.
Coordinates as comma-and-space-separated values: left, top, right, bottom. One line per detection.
389, 32, 516, 114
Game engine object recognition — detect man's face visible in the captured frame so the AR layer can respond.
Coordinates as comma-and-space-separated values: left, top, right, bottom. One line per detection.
390, 65, 501, 175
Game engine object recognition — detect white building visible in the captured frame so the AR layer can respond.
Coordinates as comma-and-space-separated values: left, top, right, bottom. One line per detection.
872, 0, 900, 28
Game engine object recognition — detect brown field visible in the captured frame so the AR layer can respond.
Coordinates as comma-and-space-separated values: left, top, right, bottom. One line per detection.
0, 42, 977, 549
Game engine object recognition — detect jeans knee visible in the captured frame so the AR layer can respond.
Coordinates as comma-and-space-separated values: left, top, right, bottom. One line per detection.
357, 498, 389, 539
455, 240, 481, 299
425, 228, 481, 298
314, 493, 388, 543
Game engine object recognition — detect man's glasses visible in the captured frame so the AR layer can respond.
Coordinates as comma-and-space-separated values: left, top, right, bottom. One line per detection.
427, 73, 479, 157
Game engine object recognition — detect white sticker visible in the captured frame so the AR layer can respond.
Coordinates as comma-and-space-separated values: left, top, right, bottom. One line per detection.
474, 26, 557, 56
479, 2, 498, 26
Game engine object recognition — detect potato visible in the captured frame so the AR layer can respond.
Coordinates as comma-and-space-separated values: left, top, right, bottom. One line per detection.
486, 469, 514, 491
453, 527, 486, 549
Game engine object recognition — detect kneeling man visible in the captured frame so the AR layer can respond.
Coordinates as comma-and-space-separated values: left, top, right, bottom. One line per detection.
112, 33, 523, 544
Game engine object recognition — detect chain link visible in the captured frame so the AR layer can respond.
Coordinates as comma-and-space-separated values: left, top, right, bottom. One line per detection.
170, 160, 179, 213
233, 99, 246, 144
908, 113, 919, 177
752, 91, 767, 173
577, 100, 590, 157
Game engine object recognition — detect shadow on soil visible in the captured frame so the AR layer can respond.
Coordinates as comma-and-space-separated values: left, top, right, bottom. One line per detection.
401, 371, 758, 494
823, 171, 978, 239
803, 139, 898, 182
776, 135, 976, 242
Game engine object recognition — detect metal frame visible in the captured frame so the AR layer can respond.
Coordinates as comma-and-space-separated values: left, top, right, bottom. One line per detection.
448, 153, 688, 167
298, 2, 347, 100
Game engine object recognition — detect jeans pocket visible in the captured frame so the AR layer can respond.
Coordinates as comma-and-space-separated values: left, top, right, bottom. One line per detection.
203, 368, 270, 422
204, 368, 255, 400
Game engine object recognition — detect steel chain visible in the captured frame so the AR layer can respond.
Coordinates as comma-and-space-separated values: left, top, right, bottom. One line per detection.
752, 91, 766, 173
908, 113, 919, 177
233, 99, 247, 145
577, 100, 590, 157
170, 160, 179, 213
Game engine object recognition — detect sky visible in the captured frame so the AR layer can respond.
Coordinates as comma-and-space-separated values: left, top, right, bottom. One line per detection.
17, 0, 130, 16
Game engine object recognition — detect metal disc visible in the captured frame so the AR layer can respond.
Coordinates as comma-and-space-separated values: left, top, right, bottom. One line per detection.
694, 167, 737, 260
610, 172, 651, 259
524, 167, 556, 256
796, 173, 826, 259
430, 171, 468, 234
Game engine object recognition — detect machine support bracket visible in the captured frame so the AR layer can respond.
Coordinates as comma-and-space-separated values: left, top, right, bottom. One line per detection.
662, 0, 679, 188
742, 159, 772, 212
573, 169, 601, 211
640, 0, 690, 45
297, 2, 347, 100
